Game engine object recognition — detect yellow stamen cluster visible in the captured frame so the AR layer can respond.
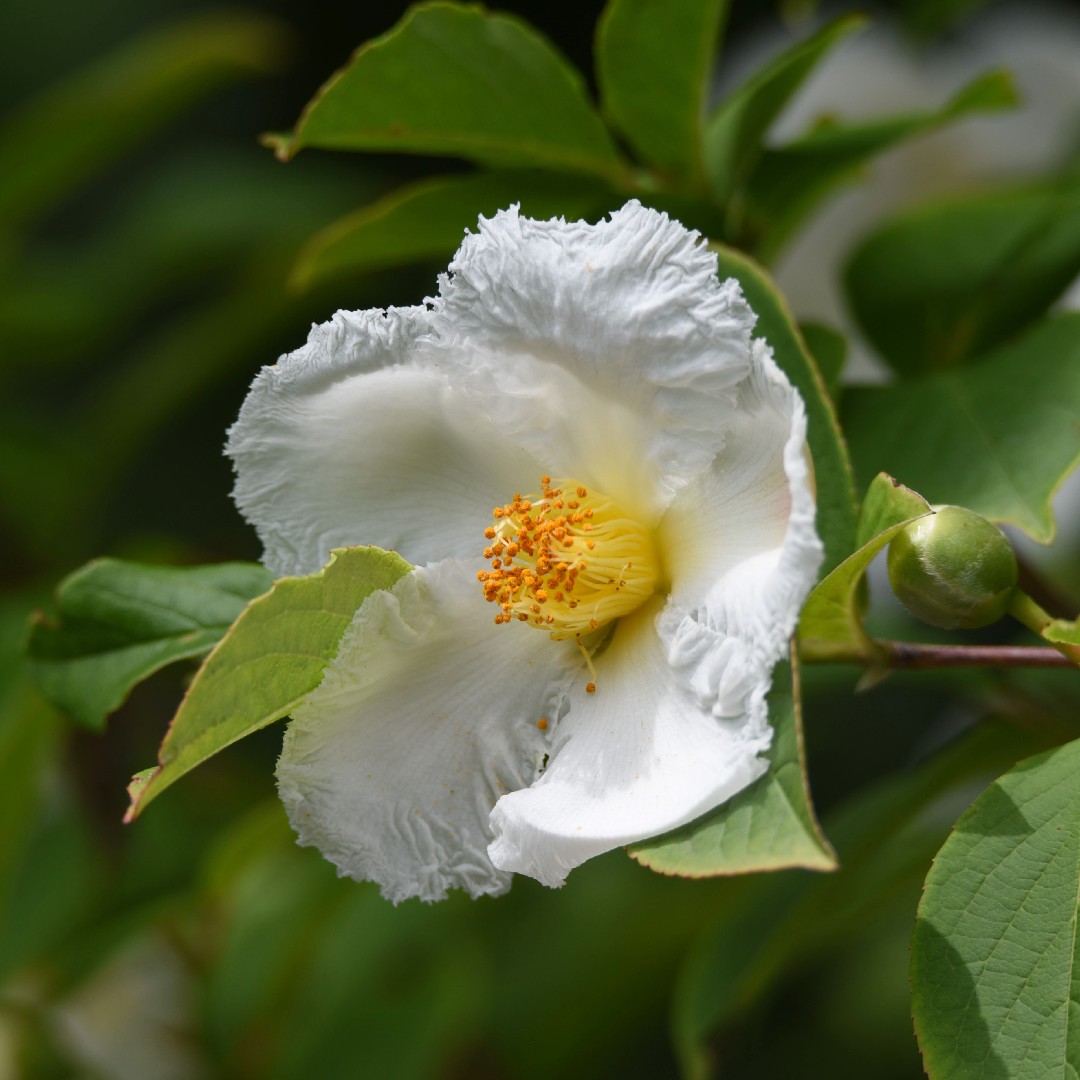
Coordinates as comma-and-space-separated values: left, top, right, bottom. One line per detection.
477, 476, 660, 639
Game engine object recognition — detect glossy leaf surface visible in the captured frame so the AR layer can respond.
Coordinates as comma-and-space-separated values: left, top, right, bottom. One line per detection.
26, 560, 272, 730
267, 3, 623, 178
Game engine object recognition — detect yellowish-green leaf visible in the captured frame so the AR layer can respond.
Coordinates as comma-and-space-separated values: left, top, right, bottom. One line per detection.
798, 473, 931, 663
1044, 617, 1080, 649
1008, 597, 1080, 666
126, 547, 411, 821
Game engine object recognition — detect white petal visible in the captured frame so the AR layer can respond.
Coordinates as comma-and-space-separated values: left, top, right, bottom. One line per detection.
227, 306, 545, 576
277, 559, 580, 903
660, 339, 823, 661
431, 201, 759, 521
487, 598, 772, 888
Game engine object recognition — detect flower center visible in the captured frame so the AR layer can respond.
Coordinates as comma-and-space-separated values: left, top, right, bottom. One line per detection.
477, 476, 660, 640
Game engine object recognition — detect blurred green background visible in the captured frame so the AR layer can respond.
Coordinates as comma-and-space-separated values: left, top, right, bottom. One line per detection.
3, 1, 1080, 1077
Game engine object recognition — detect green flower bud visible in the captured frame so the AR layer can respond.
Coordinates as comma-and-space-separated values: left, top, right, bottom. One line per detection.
887, 506, 1018, 630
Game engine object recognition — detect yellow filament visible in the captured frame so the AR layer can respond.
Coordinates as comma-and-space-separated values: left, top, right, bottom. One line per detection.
477, 476, 660, 640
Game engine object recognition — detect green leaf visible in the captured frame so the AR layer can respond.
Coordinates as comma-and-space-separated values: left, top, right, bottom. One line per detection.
746, 70, 1018, 261
0, 12, 285, 231
703, 14, 865, 207
629, 653, 836, 875
291, 170, 614, 289
896, 0, 996, 40
595, 0, 727, 181
842, 314, 1080, 543
1044, 617, 1080, 649
25, 560, 273, 730
911, 737, 1080, 1079
1009, 599, 1080, 667
800, 321, 846, 403
844, 174, 1080, 373
854, 472, 933, 550
712, 243, 858, 573
798, 474, 931, 663
266, 3, 624, 179
674, 717, 1058, 1080
126, 546, 411, 821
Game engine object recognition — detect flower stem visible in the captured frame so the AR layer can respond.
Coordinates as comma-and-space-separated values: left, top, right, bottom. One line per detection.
1008, 590, 1055, 632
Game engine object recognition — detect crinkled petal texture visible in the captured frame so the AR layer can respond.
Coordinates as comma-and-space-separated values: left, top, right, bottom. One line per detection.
227, 202, 761, 576
488, 346, 821, 887
662, 340, 821, 645
432, 201, 759, 522
277, 560, 581, 902
232, 200, 823, 898
227, 306, 547, 577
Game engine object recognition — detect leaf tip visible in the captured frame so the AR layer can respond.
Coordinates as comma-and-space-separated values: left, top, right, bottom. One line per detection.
124, 766, 161, 823
935, 68, 1022, 126
260, 130, 296, 162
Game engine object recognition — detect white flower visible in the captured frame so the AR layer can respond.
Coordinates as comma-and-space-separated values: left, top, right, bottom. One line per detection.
227, 201, 823, 903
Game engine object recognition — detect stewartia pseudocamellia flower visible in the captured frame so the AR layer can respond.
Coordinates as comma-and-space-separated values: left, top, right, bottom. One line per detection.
227, 202, 822, 902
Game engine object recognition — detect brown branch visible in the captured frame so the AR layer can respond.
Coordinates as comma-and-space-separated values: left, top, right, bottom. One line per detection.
878, 641, 1073, 670
799, 637, 1076, 670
